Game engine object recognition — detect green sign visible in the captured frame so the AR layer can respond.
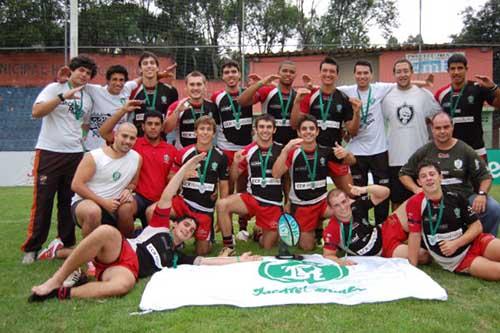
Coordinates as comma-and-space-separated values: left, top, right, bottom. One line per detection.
487, 149, 500, 185
258, 260, 349, 284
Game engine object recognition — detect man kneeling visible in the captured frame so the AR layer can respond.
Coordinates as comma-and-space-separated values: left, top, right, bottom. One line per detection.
322, 184, 389, 265
29, 153, 261, 302
407, 160, 500, 281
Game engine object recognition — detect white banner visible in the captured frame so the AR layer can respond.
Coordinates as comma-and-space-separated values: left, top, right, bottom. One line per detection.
139, 255, 447, 312
0, 151, 35, 186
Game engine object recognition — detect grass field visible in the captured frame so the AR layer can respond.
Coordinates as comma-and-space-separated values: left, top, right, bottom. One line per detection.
1, 186, 500, 333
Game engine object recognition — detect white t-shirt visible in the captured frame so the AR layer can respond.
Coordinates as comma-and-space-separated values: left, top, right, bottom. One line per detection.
338, 82, 394, 156
84, 81, 138, 150
382, 86, 442, 166
72, 147, 140, 204
34, 82, 93, 153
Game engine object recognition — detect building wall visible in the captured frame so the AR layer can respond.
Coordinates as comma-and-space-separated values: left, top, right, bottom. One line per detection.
378, 47, 493, 93
248, 54, 380, 87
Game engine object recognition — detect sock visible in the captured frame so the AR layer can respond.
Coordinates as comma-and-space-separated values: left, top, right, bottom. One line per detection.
238, 217, 248, 231
253, 230, 263, 243
223, 236, 234, 248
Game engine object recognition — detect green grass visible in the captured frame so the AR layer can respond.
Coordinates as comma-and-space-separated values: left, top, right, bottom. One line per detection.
1, 187, 500, 332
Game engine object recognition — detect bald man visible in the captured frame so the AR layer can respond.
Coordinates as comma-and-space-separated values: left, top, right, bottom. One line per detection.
71, 123, 142, 238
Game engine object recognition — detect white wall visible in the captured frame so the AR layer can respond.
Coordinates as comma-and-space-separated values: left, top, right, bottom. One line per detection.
0, 151, 35, 186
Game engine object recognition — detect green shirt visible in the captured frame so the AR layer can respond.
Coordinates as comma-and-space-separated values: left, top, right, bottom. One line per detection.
400, 140, 491, 198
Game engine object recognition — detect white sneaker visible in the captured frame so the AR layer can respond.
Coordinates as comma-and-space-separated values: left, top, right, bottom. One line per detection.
236, 230, 249, 242
63, 268, 87, 288
37, 238, 64, 261
22, 251, 37, 264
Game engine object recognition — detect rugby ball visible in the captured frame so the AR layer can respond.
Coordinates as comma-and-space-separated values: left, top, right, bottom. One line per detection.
278, 213, 301, 247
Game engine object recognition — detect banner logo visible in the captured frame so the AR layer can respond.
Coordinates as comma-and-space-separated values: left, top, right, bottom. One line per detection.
258, 260, 349, 284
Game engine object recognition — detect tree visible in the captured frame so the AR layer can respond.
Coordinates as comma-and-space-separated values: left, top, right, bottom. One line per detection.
452, 1, 500, 43
0, 0, 65, 48
403, 34, 423, 45
318, 0, 399, 48
386, 35, 399, 47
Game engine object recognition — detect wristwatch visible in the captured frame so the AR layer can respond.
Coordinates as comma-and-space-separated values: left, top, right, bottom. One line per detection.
57, 93, 65, 102
478, 190, 487, 196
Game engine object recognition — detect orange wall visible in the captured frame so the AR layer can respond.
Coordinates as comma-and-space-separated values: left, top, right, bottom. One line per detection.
379, 48, 493, 93
0, 52, 227, 98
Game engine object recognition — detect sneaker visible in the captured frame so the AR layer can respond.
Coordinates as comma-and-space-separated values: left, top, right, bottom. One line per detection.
218, 247, 236, 257
86, 261, 96, 277
236, 230, 249, 242
37, 238, 64, 261
63, 268, 88, 288
22, 251, 37, 264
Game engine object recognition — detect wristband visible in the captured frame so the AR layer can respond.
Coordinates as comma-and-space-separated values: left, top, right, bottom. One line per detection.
489, 84, 498, 92
478, 191, 487, 197
57, 93, 65, 102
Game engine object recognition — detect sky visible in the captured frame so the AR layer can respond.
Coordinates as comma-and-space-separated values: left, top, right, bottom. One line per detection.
367, 0, 489, 45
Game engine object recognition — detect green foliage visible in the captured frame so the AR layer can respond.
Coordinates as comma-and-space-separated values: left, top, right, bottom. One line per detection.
452, 0, 500, 43
1, 186, 500, 332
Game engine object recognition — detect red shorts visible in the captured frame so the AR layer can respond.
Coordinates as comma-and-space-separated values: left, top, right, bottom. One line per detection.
222, 149, 236, 167
455, 233, 495, 273
240, 193, 282, 231
172, 195, 212, 241
381, 214, 408, 258
290, 200, 328, 232
330, 162, 350, 177
93, 239, 139, 281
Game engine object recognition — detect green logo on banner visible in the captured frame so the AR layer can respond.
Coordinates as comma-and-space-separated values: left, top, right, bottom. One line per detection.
487, 150, 500, 185
258, 260, 349, 284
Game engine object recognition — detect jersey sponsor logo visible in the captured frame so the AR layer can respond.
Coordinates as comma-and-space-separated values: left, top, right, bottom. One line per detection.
112, 171, 121, 181
454, 159, 463, 170
336, 104, 343, 112
467, 95, 474, 104
135, 113, 145, 121
426, 229, 463, 246
222, 118, 252, 128
453, 116, 473, 124
181, 132, 196, 139
396, 103, 414, 125
250, 177, 281, 186
182, 118, 195, 124
183, 180, 215, 192
211, 162, 218, 171
161, 96, 167, 104
320, 157, 326, 166
258, 260, 349, 284
438, 153, 449, 158
146, 243, 164, 270
441, 177, 463, 185
356, 228, 379, 255
454, 208, 461, 219
294, 180, 327, 190
475, 159, 481, 171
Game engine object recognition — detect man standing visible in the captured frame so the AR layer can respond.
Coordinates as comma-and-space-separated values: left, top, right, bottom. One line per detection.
238, 60, 298, 145
165, 71, 217, 149
21, 55, 97, 264
435, 53, 500, 159
217, 115, 284, 250
100, 108, 177, 228
71, 123, 141, 238
211, 60, 254, 234
172, 116, 229, 255
336, 60, 394, 224
382, 59, 442, 210
322, 184, 389, 265
29, 153, 261, 302
400, 112, 500, 236
272, 115, 356, 250
407, 160, 500, 280
129, 51, 178, 137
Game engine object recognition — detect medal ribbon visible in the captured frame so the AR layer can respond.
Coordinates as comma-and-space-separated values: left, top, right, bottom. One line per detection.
356, 85, 372, 124
143, 84, 158, 110
449, 85, 465, 117
300, 148, 318, 183
67, 82, 84, 120
277, 87, 294, 121
190, 102, 205, 121
426, 198, 444, 237
318, 89, 333, 127
226, 88, 242, 128
340, 217, 354, 253
196, 148, 213, 186
258, 144, 273, 186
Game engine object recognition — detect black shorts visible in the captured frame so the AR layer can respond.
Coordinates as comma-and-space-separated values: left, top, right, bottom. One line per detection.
350, 151, 390, 187
71, 199, 117, 228
388, 166, 413, 204
134, 193, 155, 227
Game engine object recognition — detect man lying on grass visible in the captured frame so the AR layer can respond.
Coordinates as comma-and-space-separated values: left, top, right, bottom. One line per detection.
407, 160, 500, 280
29, 153, 261, 302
